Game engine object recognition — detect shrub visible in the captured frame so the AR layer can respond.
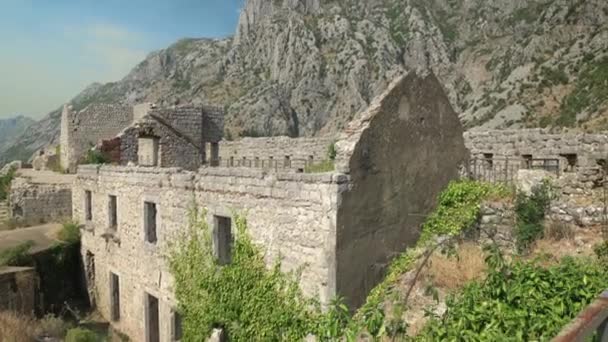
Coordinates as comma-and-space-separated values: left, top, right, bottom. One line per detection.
327, 142, 337, 161
416, 251, 608, 341
0, 240, 34, 266
0, 167, 16, 201
35, 313, 70, 338
58, 221, 81, 245
514, 180, 553, 253
83, 149, 108, 165
65, 327, 101, 342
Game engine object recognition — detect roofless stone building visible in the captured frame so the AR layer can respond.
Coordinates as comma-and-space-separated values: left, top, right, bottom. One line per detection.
72, 72, 468, 341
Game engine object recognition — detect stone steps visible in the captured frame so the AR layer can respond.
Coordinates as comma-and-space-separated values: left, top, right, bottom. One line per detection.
0, 201, 9, 222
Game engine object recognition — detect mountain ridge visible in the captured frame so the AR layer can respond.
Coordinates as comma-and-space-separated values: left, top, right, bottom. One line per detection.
1, 0, 607, 165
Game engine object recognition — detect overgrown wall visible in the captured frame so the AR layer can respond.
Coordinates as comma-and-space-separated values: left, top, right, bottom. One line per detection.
335, 72, 468, 309
74, 165, 344, 341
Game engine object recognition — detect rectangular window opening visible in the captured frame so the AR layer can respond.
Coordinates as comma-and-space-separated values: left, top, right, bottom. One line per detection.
145, 293, 160, 342
85, 190, 92, 221
144, 202, 158, 244
110, 272, 120, 321
108, 195, 117, 231
172, 310, 183, 341
560, 153, 578, 172
213, 216, 232, 265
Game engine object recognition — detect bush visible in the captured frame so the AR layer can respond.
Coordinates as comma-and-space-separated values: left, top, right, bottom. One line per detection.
0, 167, 16, 201
65, 327, 101, 342
35, 313, 70, 338
58, 221, 81, 244
416, 251, 608, 341
514, 180, 553, 253
0, 240, 34, 266
83, 149, 108, 165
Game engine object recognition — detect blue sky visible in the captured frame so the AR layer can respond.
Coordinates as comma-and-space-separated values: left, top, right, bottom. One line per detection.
0, 0, 243, 119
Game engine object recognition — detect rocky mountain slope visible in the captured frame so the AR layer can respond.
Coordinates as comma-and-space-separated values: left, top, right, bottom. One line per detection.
0, 116, 35, 163
2, 0, 607, 164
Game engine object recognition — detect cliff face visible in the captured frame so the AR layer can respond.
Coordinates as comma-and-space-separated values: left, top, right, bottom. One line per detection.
2, 0, 608, 164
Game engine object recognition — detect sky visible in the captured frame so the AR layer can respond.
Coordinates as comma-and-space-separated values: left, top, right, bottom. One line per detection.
0, 0, 243, 119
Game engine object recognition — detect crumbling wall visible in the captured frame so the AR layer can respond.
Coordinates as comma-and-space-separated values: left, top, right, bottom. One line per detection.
334, 72, 469, 308
119, 107, 208, 170
9, 176, 72, 225
218, 136, 334, 169
464, 130, 608, 169
74, 165, 343, 340
60, 104, 134, 173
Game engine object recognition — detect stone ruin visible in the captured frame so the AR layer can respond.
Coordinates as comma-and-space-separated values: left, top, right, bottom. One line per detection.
72, 71, 468, 340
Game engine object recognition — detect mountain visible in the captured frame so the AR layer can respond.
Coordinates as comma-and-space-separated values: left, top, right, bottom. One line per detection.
2, 0, 607, 164
0, 116, 35, 162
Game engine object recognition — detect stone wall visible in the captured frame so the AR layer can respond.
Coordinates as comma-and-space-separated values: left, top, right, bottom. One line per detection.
74, 165, 345, 341
464, 129, 608, 170
0, 267, 36, 315
9, 173, 73, 225
118, 106, 224, 171
60, 104, 135, 173
217, 136, 334, 169
334, 72, 468, 308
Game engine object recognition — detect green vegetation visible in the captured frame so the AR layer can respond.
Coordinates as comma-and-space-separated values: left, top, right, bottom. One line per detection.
416, 249, 608, 341
57, 221, 81, 245
352, 180, 512, 338
83, 149, 108, 165
514, 180, 554, 253
65, 327, 102, 342
168, 208, 351, 341
305, 160, 335, 173
557, 57, 608, 127
539, 66, 569, 87
0, 240, 34, 266
0, 166, 16, 200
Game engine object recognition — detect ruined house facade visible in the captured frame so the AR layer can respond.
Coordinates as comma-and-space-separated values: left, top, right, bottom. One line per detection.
73, 72, 468, 341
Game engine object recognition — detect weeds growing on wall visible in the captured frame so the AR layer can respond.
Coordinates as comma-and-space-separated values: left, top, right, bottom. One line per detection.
415, 246, 608, 341
514, 180, 554, 253
167, 208, 354, 341
0, 240, 34, 266
83, 149, 108, 165
0, 166, 16, 201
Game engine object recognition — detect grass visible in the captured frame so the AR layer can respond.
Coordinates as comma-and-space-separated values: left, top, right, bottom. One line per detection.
304, 160, 335, 173
424, 243, 486, 291
0, 311, 37, 342
0, 240, 34, 266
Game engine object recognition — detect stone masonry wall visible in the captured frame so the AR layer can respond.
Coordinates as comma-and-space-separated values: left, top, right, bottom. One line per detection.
9, 176, 72, 225
0, 267, 36, 315
61, 104, 134, 173
464, 129, 608, 169
74, 165, 345, 341
218, 136, 335, 169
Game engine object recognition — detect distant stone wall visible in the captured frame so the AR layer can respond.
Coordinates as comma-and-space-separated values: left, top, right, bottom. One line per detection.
9, 176, 72, 225
464, 129, 608, 169
217, 136, 334, 169
60, 104, 135, 173
74, 165, 344, 341
0, 267, 36, 315
117, 106, 224, 170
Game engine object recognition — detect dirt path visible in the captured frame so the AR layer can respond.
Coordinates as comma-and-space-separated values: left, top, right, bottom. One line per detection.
0, 224, 62, 253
